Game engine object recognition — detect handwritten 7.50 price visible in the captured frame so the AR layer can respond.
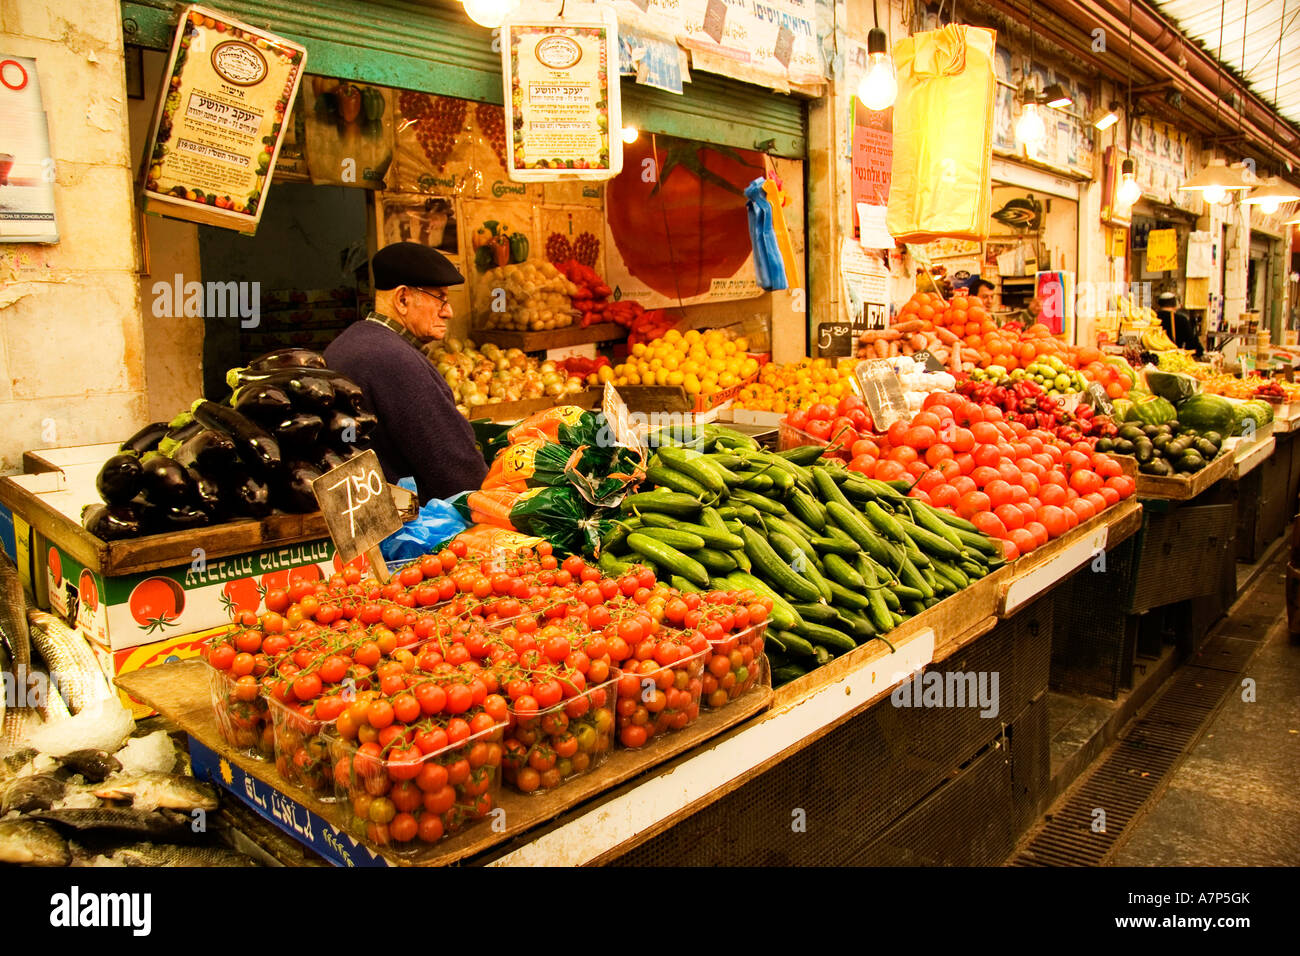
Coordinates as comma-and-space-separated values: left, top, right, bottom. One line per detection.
328, 467, 385, 538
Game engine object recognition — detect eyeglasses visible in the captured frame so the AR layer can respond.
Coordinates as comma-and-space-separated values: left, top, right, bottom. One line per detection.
407, 287, 451, 309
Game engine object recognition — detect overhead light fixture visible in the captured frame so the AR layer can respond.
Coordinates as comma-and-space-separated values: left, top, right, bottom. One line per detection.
1042, 83, 1072, 109
1016, 98, 1046, 147
1243, 178, 1300, 214
1117, 158, 1142, 206
1092, 102, 1121, 131
461, 0, 518, 29
1179, 157, 1249, 206
620, 126, 639, 144
857, 24, 897, 111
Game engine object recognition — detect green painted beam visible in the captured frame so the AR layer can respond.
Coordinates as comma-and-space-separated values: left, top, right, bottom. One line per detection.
120, 0, 805, 154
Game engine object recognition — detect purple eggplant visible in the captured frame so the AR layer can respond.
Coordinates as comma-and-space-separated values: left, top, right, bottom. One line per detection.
227, 367, 364, 414
96, 453, 143, 505
119, 422, 169, 456
82, 502, 142, 540
276, 459, 323, 513
231, 383, 294, 423
247, 348, 327, 371
220, 468, 272, 519
139, 452, 194, 507
191, 400, 282, 476
171, 428, 239, 477
270, 411, 324, 452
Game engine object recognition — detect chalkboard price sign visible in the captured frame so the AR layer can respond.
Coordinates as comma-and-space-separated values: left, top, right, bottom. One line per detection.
1086, 381, 1115, 416
911, 349, 946, 372
817, 322, 854, 357
312, 448, 403, 576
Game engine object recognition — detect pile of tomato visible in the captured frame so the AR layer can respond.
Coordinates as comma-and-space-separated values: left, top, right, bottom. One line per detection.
204, 541, 774, 849
783, 394, 876, 464
843, 392, 1136, 560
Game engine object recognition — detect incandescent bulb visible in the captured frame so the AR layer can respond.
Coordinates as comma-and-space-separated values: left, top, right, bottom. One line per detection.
462, 0, 518, 29
857, 54, 897, 111
1256, 197, 1281, 215
620, 126, 639, 144
1016, 103, 1045, 147
1117, 173, 1142, 207
1202, 184, 1226, 205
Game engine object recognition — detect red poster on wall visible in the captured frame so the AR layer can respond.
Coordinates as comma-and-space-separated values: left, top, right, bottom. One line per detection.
851, 103, 892, 237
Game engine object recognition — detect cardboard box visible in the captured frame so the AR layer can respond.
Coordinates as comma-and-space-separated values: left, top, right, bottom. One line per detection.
41, 534, 366, 654
102, 625, 224, 719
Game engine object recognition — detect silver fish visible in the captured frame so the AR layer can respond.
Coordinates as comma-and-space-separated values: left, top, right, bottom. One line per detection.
0, 553, 31, 737
92, 773, 219, 812
32, 807, 195, 840
58, 749, 122, 783
107, 842, 257, 868
1, 707, 41, 752
0, 820, 70, 866
1, 772, 67, 814
27, 610, 111, 715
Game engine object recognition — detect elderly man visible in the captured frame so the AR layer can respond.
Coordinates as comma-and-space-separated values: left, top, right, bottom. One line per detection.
1019, 297, 1043, 326
325, 242, 487, 504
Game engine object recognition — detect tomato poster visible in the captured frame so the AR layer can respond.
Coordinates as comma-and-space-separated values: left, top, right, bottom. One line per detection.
501, 1, 622, 181
0, 55, 58, 242
140, 5, 306, 235
603, 134, 766, 308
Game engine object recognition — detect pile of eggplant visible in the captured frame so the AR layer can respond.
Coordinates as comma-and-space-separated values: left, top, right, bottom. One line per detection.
84, 348, 378, 540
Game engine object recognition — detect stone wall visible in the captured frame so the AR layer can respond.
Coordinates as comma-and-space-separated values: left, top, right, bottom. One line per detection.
0, 0, 146, 472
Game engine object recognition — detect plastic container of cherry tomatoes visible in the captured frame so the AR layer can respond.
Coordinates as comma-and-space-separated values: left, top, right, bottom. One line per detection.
502, 674, 618, 794
266, 693, 339, 801
325, 717, 506, 856
701, 622, 769, 709
614, 645, 708, 749
205, 660, 273, 759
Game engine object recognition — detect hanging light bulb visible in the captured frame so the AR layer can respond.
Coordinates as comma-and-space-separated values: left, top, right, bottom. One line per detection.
462, 0, 518, 29
1016, 101, 1045, 147
1203, 183, 1227, 205
857, 28, 897, 111
620, 126, 639, 144
1243, 178, 1300, 214
1117, 158, 1142, 207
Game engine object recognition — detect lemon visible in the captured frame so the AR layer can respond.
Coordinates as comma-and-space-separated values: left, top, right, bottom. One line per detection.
631, 343, 647, 358
625, 372, 641, 385
734, 336, 749, 352
664, 329, 682, 343
596, 365, 614, 384
649, 358, 663, 371
719, 371, 738, 388
682, 373, 702, 394
683, 328, 701, 343
667, 370, 684, 386
654, 368, 669, 386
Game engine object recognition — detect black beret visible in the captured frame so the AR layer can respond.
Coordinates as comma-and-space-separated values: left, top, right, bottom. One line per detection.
1155, 292, 1177, 307
372, 242, 465, 290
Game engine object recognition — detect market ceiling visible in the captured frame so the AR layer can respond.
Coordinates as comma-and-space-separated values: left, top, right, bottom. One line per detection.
1152, 0, 1300, 129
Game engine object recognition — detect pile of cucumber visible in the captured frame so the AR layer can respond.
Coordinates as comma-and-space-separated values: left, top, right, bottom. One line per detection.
599, 426, 1006, 686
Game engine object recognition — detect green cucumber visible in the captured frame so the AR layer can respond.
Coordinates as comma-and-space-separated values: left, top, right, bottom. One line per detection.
626, 533, 709, 587
694, 548, 739, 574
598, 551, 635, 577
810, 534, 859, 557
826, 500, 902, 569
954, 526, 1002, 557
777, 445, 826, 465
934, 509, 982, 534
704, 452, 747, 470
852, 554, 894, 631
792, 601, 840, 625
903, 499, 965, 552
741, 526, 821, 603
811, 467, 855, 512
655, 448, 730, 496
671, 575, 703, 593
788, 487, 827, 532
716, 504, 764, 526
768, 629, 817, 658
645, 463, 711, 501
826, 579, 870, 612
770, 531, 834, 602
639, 527, 706, 551
740, 473, 775, 494
621, 491, 702, 518
727, 488, 787, 515
793, 619, 857, 653
821, 553, 866, 590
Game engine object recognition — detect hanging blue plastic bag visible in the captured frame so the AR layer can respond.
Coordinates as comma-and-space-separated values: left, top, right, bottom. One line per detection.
379, 491, 469, 563
745, 176, 788, 291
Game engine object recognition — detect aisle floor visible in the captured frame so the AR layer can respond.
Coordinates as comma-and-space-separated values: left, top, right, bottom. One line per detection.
1111, 556, 1300, 866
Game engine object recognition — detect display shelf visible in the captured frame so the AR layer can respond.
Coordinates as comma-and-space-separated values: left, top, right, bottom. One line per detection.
1130, 448, 1235, 501
1233, 435, 1276, 479
117, 660, 771, 868
470, 322, 625, 352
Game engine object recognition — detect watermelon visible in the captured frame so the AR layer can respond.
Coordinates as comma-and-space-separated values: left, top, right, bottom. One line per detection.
1244, 399, 1275, 426
1130, 394, 1176, 425
1227, 398, 1275, 436
1111, 398, 1135, 422
1178, 393, 1236, 434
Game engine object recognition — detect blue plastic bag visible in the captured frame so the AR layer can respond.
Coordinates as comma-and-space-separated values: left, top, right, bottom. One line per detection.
745, 177, 788, 292
379, 481, 468, 563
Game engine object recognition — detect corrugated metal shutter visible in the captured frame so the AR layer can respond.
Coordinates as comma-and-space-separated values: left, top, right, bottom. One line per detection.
121, 0, 806, 156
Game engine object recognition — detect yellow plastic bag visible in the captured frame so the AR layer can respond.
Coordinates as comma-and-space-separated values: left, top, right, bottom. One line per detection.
887, 25, 995, 243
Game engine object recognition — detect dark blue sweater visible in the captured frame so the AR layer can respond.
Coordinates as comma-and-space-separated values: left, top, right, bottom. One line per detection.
324, 321, 487, 504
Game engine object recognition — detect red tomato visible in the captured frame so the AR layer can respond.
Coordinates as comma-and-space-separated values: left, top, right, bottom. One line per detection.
957, 491, 992, 519
1024, 521, 1050, 548
1069, 498, 1096, 522
1099, 486, 1121, 506
1037, 505, 1068, 537
1105, 475, 1136, 498
1008, 527, 1037, 555
949, 475, 977, 497
929, 483, 960, 508
971, 511, 1007, 538
993, 504, 1024, 531
1069, 469, 1103, 496
875, 460, 907, 481
1084, 492, 1109, 515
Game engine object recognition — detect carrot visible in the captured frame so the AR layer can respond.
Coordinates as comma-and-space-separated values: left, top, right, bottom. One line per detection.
881, 329, 902, 341
874, 339, 889, 358
935, 327, 959, 345
859, 330, 883, 344
894, 319, 924, 334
